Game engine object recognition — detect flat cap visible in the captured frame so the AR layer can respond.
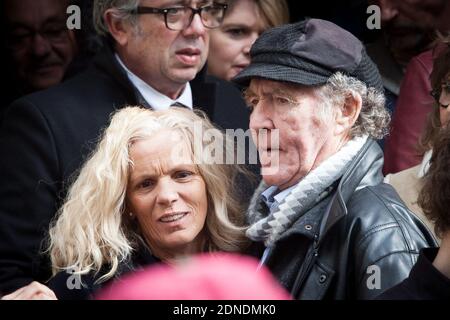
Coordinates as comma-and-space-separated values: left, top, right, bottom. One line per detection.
233, 18, 383, 92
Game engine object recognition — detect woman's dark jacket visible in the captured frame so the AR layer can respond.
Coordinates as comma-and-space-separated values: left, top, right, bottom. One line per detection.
377, 248, 450, 300
47, 248, 159, 300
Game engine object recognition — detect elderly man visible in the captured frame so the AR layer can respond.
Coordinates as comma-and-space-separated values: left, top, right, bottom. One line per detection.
0, 0, 250, 295
234, 19, 437, 299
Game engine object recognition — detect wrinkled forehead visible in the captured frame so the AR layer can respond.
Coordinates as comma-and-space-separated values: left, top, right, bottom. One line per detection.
129, 129, 195, 166
247, 78, 312, 96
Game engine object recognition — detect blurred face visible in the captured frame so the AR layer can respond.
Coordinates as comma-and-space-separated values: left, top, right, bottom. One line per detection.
119, 0, 211, 98
126, 131, 208, 258
5, 0, 77, 92
373, 0, 433, 66
246, 79, 341, 190
439, 77, 450, 126
208, 0, 266, 80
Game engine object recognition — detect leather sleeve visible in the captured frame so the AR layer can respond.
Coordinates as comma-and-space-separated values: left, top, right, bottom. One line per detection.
0, 99, 60, 295
350, 185, 435, 300
356, 251, 419, 300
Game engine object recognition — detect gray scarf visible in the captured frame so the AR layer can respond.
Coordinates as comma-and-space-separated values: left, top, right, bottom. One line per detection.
246, 136, 368, 246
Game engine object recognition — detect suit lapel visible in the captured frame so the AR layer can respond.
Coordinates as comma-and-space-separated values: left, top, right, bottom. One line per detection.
191, 65, 216, 119
92, 42, 140, 106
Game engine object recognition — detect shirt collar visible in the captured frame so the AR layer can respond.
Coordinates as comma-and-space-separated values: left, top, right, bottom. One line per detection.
115, 53, 193, 111
418, 149, 432, 178
261, 184, 298, 213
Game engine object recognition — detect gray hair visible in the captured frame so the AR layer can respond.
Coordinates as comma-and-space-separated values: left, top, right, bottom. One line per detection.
93, 0, 141, 36
316, 72, 390, 140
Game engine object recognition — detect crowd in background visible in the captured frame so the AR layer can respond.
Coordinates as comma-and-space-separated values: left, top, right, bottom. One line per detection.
0, 0, 449, 300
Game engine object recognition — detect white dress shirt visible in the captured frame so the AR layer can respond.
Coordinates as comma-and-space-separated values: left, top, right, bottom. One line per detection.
115, 54, 193, 110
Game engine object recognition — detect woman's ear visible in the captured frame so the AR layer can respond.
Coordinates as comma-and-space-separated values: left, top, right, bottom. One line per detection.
123, 199, 134, 219
103, 9, 131, 46
334, 92, 362, 136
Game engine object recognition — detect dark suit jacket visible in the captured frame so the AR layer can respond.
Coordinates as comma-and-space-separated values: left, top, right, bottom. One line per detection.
0, 45, 252, 294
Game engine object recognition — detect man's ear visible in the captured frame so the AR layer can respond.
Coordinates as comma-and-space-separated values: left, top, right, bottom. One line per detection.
103, 9, 131, 46
334, 92, 362, 136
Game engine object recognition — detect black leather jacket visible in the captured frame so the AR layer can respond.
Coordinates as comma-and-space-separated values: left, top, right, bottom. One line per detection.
252, 139, 437, 300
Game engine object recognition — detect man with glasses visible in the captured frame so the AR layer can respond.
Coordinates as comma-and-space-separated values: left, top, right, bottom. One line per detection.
2, 0, 79, 110
0, 0, 252, 296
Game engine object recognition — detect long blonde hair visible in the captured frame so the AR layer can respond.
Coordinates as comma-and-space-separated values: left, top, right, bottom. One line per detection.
47, 106, 249, 282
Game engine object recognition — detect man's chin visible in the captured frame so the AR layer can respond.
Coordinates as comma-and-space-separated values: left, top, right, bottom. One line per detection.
172, 68, 202, 83
27, 77, 62, 92
261, 167, 283, 184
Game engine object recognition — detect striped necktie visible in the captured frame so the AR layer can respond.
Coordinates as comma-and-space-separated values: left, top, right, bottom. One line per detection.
170, 101, 189, 109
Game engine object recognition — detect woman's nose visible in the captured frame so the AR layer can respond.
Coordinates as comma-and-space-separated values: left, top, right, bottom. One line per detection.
243, 33, 259, 56
156, 180, 179, 206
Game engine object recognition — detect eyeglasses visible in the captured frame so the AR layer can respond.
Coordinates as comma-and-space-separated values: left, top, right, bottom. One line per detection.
132, 3, 228, 31
6, 22, 69, 50
430, 82, 450, 109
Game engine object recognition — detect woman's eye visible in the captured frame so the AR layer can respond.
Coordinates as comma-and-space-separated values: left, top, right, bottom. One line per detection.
175, 171, 193, 180
138, 179, 154, 189
443, 84, 450, 95
227, 28, 246, 37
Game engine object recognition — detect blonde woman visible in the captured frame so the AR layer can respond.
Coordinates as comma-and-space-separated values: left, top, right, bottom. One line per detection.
2, 106, 249, 300
207, 0, 289, 81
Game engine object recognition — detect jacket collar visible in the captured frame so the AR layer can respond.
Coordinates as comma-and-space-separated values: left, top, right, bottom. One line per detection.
92, 42, 139, 106
317, 139, 384, 244
276, 139, 383, 243
190, 64, 216, 118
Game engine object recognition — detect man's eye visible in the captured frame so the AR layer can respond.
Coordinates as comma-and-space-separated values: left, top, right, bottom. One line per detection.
165, 7, 185, 16
202, 4, 222, 15
248, 98, 259, 106
274, 96, 292, 105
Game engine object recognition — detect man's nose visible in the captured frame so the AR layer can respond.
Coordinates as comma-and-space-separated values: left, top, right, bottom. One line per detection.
249, 103, 274, 132
31, 33, 52, 57
156, 179, 179, 206
183, 12, 207, 37
379, 0, 399, 22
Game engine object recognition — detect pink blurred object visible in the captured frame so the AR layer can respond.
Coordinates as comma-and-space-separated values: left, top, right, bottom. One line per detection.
96, 253, 291, 300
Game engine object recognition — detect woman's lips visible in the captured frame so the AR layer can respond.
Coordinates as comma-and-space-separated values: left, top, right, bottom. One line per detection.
159, 211, 189, 223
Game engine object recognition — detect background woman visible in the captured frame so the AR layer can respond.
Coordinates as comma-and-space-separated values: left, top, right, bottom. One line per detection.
385, 36, 450, 238
379, 125, 450, 299
207, 0, 289, 81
